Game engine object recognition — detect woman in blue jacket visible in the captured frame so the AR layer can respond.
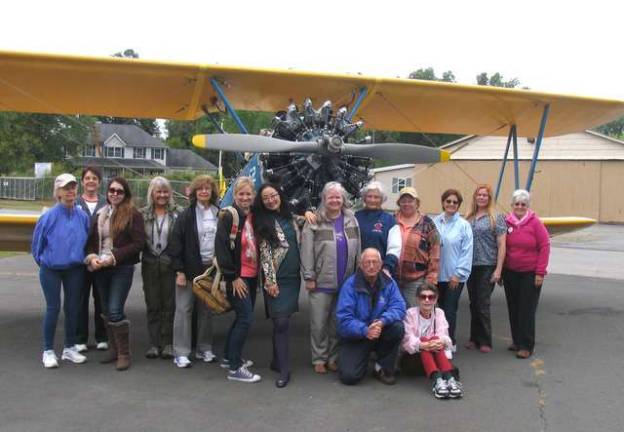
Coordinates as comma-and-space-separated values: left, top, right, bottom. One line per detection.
32, 174, 90, 369
354, 181, 395, 260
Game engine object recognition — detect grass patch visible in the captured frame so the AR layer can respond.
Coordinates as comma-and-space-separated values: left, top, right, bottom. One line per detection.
0, 251, 26, 258
0, 199, 53, 211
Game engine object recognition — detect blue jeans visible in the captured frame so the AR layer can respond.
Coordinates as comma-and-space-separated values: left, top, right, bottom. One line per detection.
95, 265, 135, 323
223, 277, 257, 370
438, 281, 465, 344
39, 265, 85, 350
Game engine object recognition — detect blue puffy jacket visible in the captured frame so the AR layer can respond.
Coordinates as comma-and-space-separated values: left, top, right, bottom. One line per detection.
336, 269, 406, 339
31, 203, 90, 269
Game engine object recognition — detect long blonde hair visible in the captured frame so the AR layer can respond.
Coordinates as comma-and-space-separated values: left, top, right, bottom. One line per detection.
465, 184, 496, 228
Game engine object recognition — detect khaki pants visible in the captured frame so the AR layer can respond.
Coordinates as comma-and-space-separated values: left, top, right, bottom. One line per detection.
309, 290, 338, 365
173, 282, 213, 357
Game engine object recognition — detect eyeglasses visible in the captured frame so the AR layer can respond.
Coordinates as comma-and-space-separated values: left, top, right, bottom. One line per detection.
262, 193, 280, 202
419, 294, 437, 302
108, 188, 125, 196
444, 199, 459, 205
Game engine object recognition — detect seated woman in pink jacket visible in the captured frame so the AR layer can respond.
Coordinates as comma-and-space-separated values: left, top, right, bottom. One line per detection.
502, 189, 550, 359
402, 283, 463, 399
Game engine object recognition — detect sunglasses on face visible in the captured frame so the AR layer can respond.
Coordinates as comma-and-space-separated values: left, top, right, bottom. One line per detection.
419, 294, 437, 302
444, 199, 459, 205
108, 188, 125, 196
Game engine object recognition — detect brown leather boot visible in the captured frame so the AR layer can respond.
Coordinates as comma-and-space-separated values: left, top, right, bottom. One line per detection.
100, 315, 117, 364
110, 319, 131, 371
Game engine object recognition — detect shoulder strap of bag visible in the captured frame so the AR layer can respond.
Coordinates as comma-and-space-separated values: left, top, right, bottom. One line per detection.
218, 206, 239, 250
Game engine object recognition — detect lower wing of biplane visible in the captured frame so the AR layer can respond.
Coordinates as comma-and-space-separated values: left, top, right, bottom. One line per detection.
1, 49, 623, 251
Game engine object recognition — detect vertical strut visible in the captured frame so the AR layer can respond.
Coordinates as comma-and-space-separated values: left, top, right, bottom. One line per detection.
495, 125, 515, 201
525, 104, 550, 191
346, 87, 368, 122
210, 78, 249, 134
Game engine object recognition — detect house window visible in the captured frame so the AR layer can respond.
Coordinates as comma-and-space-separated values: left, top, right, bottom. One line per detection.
104, 146, 124, 158
133, 147, 146, 159
82, 146, 96, 157
391, 177, 412, 193
152, 148, 165, 160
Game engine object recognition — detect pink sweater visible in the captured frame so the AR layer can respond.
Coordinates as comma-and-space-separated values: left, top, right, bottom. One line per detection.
504, 210, 550, 276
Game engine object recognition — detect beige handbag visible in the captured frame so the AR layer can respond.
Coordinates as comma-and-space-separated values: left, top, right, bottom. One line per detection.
192, 260, 232, 314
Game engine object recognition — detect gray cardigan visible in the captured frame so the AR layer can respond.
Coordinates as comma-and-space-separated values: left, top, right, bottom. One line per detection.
301, 210, 361, 290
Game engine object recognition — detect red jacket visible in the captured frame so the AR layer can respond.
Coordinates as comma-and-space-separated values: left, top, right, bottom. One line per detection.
504, 210, 550, 276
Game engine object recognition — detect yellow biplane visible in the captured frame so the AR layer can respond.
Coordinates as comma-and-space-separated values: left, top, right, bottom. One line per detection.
1, 49, 624, 251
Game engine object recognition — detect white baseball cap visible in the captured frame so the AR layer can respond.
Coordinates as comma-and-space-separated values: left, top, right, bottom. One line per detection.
54, 173, 77, 189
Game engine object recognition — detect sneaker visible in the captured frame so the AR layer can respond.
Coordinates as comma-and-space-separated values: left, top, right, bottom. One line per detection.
220, 358, 254, 369
446, 376, 463, 398
195, 350, 217, 363
227, 365, 261, 383
432, 377, 450, 399
61, 347, 87, 364
161, 345, 174, 359
174, 356, 192, 368
42, 350, 59, 369
145, 346, 160, 359
75, 344, 88, 353
96, 342, 109, 351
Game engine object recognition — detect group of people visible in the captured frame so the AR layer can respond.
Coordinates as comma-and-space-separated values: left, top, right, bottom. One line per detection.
32, 168, 550, 398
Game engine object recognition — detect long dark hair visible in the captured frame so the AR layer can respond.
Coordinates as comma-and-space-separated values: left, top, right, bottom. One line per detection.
252, 182, 292, 247
107, 176, 134, 238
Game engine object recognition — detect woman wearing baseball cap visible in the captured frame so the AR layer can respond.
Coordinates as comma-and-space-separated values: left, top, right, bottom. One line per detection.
32, 173, 91, 368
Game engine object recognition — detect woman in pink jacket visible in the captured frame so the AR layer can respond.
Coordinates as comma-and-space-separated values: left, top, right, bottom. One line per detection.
402, 283, 463, 399
503, 189, 550, 359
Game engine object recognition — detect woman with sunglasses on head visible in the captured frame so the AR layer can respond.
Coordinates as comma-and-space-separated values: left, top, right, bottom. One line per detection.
503, 189, 550, 359
464, 184, 507, 353
253, 181, 302, 388
32, 174, 91, 368
402, 283, 463, 399
140, 176, 184, 360
168, 175, 219, 368
85, 176, 146, 371
433, 189, 473, 350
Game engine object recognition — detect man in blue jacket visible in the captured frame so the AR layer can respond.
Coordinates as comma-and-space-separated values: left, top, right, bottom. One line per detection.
336, 248, 406, 385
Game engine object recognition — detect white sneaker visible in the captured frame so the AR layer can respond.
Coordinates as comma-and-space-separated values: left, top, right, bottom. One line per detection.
74, 344, 88, 353
61, 347, 87, 364
174, 356, 192, 368
42, 350, 59, 369
195, 350, 217, 363
227, 365, 261, 383
220, 358, 254, 369
96, 342, 109, 351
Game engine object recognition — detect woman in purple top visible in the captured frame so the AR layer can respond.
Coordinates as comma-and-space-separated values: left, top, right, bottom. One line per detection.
301, 182, 361, 374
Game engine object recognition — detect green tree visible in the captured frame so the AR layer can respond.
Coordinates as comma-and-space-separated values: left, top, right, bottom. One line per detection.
409, 67, 456, 83
476, 72, 520, 88
595, 116, 624, 138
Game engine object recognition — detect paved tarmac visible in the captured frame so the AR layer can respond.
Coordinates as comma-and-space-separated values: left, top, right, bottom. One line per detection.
1, 225, 623, 432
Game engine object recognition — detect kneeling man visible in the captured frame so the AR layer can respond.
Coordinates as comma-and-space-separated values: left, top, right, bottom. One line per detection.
336, 248, 406, 385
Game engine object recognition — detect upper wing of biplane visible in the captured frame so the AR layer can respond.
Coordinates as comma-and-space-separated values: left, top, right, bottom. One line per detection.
1, 50, 624, 137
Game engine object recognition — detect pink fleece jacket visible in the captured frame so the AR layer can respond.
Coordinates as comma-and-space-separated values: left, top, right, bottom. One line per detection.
402, 306, 453, 357
504, 210, 550, 276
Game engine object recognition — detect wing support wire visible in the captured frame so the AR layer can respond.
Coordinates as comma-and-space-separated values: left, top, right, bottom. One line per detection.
209, 78, 249, 134
346, 87, 368, 122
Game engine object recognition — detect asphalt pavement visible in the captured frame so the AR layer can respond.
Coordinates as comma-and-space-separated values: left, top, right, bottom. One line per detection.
0, 225, 623, 432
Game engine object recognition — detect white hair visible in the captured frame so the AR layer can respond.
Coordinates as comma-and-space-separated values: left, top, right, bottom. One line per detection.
511, 189, 531, 205
316, 181, 352, 223
359, 180, 387, 203
146, 176, 175, 208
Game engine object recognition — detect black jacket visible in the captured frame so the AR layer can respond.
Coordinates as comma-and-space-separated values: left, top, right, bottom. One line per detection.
168, 203, 218, 280
215, 205, 247, 282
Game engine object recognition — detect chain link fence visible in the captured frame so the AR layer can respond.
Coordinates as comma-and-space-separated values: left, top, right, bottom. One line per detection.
0, 177, 191, 207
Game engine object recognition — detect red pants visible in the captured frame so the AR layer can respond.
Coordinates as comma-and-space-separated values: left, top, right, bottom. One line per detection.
419, 336, 454, 378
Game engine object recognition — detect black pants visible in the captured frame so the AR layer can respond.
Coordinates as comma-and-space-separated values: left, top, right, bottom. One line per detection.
467, 265, 496, 347
503, 269, 542, 352
338, 321, 404, 385
76, 270, 106, 344
437, 281, 464, 345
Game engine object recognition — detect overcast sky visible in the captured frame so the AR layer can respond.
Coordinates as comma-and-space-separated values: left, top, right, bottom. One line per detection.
2, 0, 623, 99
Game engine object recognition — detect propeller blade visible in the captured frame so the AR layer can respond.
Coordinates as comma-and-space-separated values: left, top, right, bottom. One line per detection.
192, 134, 320, 154
342, 143, 450, 164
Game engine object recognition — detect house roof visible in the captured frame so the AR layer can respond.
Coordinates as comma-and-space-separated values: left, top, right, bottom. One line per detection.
89, 123, 166, 148
166, 149, 217, 171
69, 157, 165, 170
442, 131, 624, 161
